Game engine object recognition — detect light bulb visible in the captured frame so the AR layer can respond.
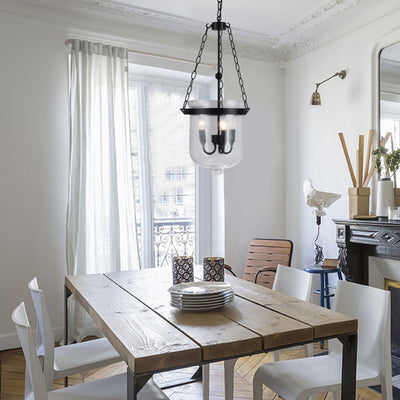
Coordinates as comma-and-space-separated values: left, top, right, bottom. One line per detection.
219, 120, 226, 131
188, 100, 243, 171
198, 117, 205, 130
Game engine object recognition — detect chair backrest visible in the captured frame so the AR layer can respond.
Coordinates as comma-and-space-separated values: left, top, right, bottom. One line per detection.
330, 280, 391, 377
12, 302, 48, 400
272, 265, 313, 302
243, 239, 293, 288
28, 277, 55, 390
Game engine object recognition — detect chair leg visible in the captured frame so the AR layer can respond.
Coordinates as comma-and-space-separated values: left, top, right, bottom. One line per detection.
319, 274, 325, 307
202, 364, 210, 400
381, 376, 393, 400
325, 273, 331, 309
253, 369, 263, 400
332, 390, 340, 400
224, 358, 237, 400
272, 350, 280, 361
304, 343, 313, 357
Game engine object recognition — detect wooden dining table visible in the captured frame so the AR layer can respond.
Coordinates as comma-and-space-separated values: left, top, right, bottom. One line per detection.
65, 267, 358, 400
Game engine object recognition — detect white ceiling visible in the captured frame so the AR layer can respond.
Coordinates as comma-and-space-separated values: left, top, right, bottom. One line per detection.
12, 0, 400, 62
113, 0, 325, 38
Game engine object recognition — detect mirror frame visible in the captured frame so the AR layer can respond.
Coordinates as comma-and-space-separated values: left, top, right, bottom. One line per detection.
373, 31, 400, 144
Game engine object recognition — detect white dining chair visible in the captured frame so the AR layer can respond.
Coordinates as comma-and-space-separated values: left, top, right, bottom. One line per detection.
12, 302, 168, 400
28, 277, 122, 390
270, 265, 313, 361
253, 280, 393, 400
218, 265, 314, 400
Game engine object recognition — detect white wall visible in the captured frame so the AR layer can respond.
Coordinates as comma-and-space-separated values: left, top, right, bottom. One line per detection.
224, 60, 285, 277
0, 13, 69, 349
284, 10, 400, 267
0, 7, 283, 347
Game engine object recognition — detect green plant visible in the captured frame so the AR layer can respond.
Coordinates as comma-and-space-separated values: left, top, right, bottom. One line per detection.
372, 146, 400, 179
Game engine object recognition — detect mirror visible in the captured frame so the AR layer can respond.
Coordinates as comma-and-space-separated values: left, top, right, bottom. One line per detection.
380, 43, 400, 186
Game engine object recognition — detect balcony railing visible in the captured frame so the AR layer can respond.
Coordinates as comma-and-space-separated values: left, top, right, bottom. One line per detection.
153, 219, 195, 268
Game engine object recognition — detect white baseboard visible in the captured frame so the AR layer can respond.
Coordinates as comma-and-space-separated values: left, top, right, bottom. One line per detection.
0, 327, 64, 351
0, 333, 21, 351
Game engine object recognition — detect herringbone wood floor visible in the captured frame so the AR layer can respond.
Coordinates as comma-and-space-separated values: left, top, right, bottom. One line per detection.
0, 343, 382, 400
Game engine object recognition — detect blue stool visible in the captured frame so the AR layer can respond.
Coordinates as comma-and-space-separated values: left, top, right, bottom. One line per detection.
303, 264, 343, 309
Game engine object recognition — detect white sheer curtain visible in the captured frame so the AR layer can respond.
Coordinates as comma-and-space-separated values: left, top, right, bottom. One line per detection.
67, 39, 140, 341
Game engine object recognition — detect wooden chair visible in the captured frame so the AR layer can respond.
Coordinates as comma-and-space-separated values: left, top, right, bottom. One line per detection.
225, 238, 293, 288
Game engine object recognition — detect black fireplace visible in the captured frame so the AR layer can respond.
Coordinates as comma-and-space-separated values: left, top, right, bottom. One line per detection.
334, 219, 400, 397
386, 279, 400, 357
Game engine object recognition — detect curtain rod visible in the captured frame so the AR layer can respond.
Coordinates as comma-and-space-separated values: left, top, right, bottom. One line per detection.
65, 39, 214, 68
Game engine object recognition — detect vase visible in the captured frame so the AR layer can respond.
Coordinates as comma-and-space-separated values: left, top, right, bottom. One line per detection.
395, 188, 400, 207
348, 187, 370, 219
376, 178, 395, 217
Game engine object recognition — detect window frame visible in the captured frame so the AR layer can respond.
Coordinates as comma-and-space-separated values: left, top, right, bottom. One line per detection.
128, 64, 212, 267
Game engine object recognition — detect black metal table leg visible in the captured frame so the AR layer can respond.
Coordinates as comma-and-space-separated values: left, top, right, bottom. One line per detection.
64, 285, 72, 387
339, 332, 357, 400
158, 366, 203, 390
127, 368, 152, 400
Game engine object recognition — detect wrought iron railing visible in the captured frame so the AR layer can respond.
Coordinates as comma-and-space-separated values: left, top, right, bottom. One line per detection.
153, 219, 195, 268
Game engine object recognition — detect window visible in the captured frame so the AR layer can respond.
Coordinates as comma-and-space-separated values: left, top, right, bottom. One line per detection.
128, 64, 210, 268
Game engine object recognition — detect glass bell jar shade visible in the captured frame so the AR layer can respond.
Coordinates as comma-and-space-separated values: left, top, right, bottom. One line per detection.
188, 100, 243, 174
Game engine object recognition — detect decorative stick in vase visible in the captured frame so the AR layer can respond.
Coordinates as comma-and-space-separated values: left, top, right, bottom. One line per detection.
363, 159, 376, 188
358, 135, 364, 187
364, 131, 391, 187
338, 132, 357, 187
363, 129, 374, 185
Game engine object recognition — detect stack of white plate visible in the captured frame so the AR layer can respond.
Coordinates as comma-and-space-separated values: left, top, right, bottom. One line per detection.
168, 281, 234, 311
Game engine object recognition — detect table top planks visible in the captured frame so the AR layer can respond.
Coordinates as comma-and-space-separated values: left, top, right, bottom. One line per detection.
106, 268, 314, 354
222, 274, 358, 339
66, 266, 357, 375
106, 269, 262, 361
65, 274, 201, 374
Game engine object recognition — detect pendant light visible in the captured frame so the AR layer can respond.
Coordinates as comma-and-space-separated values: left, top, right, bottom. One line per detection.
181, 0, 250, 174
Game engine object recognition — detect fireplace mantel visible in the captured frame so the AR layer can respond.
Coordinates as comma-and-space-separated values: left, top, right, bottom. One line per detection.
334, 219, 400, 284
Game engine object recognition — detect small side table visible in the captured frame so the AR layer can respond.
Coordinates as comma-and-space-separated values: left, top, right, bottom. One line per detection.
304, 264, 343, 309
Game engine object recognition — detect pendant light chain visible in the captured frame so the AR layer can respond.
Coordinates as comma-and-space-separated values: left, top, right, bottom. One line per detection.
181, 0, 249, 116
217, 0, 222, 21
182, 24, 211, 110
217, 26, 224, 108
216, 0, 224, 107
227, 24, 249, 109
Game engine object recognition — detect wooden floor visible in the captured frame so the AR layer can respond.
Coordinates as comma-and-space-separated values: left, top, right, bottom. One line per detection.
0, 343, 382, 400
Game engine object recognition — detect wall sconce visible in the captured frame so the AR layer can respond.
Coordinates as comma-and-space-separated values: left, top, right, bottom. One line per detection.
311, 70, 346, 105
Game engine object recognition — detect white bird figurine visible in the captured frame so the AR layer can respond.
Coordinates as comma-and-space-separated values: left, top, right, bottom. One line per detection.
303, 178, 341, 217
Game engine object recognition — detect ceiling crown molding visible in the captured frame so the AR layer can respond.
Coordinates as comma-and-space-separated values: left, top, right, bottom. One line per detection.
276, 0, 363, 44
52, 0, 365, 60
3, 0, 397, 63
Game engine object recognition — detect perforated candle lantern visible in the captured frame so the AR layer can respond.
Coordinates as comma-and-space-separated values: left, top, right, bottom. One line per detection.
203, 257, 225, 282
172, 256, 194, 285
